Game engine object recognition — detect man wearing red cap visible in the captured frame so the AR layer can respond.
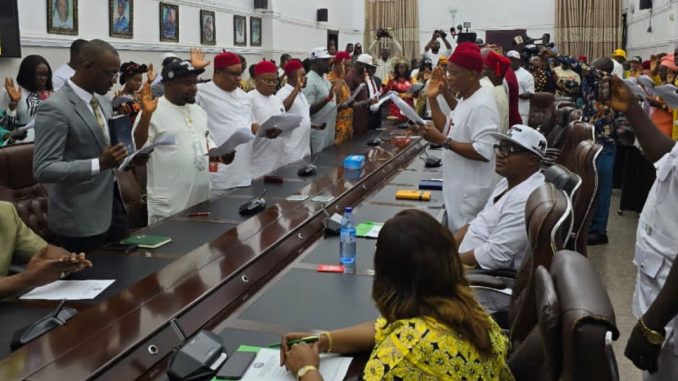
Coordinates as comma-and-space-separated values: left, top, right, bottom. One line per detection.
275, 59, 311, 164
419, 42, 500, 231
197, 51, 258, 191
483, 51, 511, 134
247, 60, 285, 179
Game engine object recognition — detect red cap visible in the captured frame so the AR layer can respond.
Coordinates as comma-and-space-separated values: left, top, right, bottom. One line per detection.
334, 51, 351, 63
484, 51, 511, 77
254, 60, 277, 76
214, 52, 241, 69
577, 55, 588, 62
448, 42, 482, 73
284, 59, 304, 77
641, 60, 651, 70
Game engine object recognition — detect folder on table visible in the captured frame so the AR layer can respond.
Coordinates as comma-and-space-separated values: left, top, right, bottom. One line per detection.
121, 235, 172, 249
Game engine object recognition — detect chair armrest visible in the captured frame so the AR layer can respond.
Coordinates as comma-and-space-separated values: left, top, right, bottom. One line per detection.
467, 268, 517, 279
467, 274, 509, 289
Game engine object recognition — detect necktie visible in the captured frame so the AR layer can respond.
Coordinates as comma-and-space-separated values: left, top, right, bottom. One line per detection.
89, 97, 109, 143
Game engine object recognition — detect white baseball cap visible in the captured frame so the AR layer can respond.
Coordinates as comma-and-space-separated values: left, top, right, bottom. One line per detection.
310, 47, 332, 60
506, 50, 521, 59
355, 53, 377, 67
490, 125, 547, 158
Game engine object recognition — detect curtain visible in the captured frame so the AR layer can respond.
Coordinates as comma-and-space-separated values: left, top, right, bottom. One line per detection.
555, 0, 622, 59
364, 0, 419, 60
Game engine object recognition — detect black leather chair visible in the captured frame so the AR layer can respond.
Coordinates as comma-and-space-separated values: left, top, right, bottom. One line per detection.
528, 92, 556, 136
543, 164, 581, 200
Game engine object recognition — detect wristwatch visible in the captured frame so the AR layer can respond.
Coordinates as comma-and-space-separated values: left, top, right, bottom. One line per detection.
442, 137, 453, 150
297, 365, 318, 380
639, 317, 665, 345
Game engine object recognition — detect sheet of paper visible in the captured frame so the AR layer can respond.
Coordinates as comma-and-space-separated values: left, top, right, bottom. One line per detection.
637, 75, 656, 91
311, 195, 334, 203
239, 348, 351, 381
209, 129, 254, 157
408, 82, 425, 94
20, 280, 115, 300
23, 119, 35, 130
286, 195, 309, 202
338, 83, 367, 108
388, 92, 426, 125
653, 85, 678, 109
118, 134, 176, 170
624, 79, 649, 98
256, 114, 303, 137
356, 222, 383, 238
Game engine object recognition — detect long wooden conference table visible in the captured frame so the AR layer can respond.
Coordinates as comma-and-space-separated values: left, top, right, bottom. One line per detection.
0, 124, 446, 380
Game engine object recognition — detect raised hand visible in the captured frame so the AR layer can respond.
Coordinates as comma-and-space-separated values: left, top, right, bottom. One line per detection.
426, 66, 445, 98
294, 74, 305, 90
4, 77, 22, 108
146, 63, 157, 84
190, 48, 211, 70
140, 82, 158, 114
607, 75, 634, 113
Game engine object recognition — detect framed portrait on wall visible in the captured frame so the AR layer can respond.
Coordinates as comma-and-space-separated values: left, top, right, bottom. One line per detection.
109, 0, 133, 38
250, 17, 261, 47
47, 0, 79, 35
233, 15, 246, 47
159, 2, 179, 42
200, 10, 215, 45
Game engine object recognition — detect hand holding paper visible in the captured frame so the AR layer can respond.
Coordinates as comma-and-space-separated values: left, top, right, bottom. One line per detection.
209, 129, 254, 157
118, 134, 176, 170
653, 85, 678, 109
255, 114, 303, 138
388, 92, 426, 125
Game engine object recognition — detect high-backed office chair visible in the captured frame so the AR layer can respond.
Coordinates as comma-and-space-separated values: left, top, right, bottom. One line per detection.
555, 121, 594, 167
528, 92, 556, 136
565, 140, 602, 256
554, 107, 575, 131
508, 251, 620, 381
0, 143, 49, 239
116, 167, 148, 229
543, 164, 581, 200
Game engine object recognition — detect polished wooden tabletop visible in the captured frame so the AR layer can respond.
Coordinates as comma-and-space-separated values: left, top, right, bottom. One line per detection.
0, 125, 428, 381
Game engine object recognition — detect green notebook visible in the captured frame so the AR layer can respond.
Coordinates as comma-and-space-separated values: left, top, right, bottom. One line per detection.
121, 234, 172, 249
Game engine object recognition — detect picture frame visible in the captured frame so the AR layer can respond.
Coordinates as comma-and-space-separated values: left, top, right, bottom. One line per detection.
47, 0, 79, 36
233, 15, 246, 47
159, 2, 179, 42
200, 10, 216, 45
250, 17, 262, 47
109, 0, 133, 39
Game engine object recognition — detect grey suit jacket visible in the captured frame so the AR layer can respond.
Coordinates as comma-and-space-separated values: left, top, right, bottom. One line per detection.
33, 83, 115, 237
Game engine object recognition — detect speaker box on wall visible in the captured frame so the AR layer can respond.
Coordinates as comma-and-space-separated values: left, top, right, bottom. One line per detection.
639, 0, 652, 10
317, 9, 328, 22
254, 0, 268, 9
0, 0, 21, 58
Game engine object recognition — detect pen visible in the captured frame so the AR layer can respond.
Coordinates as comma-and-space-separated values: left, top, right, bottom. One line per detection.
267, 335, 320, 348
188, 211, 211, 217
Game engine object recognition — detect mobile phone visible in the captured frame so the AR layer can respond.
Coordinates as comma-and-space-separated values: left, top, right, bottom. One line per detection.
215, 351, 256, 380
101, 242, 138, 253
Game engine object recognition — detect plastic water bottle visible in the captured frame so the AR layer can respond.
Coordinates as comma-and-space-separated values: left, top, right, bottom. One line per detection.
340, 207, 357, 265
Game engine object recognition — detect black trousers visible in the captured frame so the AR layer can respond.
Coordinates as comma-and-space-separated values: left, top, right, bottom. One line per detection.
50, 184, 128, 253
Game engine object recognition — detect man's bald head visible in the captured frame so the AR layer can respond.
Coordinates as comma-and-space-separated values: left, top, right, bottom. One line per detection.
592, 57, 614, 74
81, 39, 119, 62
74, 39, 120, 95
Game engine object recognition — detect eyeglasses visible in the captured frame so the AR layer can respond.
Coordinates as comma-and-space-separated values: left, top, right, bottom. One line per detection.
494, 143, 529, 157
257, 78, 279, 85
220, 69, 242, 77
92, 61, 119, 80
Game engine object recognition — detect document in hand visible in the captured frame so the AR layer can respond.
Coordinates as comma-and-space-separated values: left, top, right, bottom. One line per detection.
388, 92, 426, 125
624, 78, 649, 98
209, 129, 254, 157
653, 85, 678, 109
230, 348, 351, 381
339, 83, 367, 108
118, 134, 176, 170
255, 114, 303, 138
637, 75, 656, 95
108, 115, 134, 153
19, 280, 115, 300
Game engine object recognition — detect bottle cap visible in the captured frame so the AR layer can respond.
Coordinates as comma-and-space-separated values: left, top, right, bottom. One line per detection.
344, 207, 352, 213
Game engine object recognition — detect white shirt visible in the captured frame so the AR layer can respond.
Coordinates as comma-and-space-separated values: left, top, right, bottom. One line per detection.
492, 85, 509, 134
196, 82, 255, 190
424, 49, 452, 66
459, 171, 545, 270
53, 64, 75, 91
133, 97, 213, 224
612, 59, 625, 79
247, 90, 286, 179
275, 84, 311, 165
632, 143, 678, 353
514, 67, 535, 124
443, 86, 499, 231
303, 70, 337, 153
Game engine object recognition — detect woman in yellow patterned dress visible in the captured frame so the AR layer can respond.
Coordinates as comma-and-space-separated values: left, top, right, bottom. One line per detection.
281, 209, 514, 381
326, 51, 354, 144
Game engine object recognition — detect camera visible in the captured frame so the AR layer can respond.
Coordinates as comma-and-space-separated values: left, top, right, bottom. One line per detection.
376, 28, 390, 39
581, 67, 610, 103
434, 29, 447, 39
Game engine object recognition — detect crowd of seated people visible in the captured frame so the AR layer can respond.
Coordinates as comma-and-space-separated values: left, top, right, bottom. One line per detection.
1, 33, 678, 380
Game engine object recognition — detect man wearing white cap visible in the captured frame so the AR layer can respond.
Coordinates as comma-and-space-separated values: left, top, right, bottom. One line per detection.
507, 51, 534, 125
455, 125, 546, 271
346, 53, 375, 136
303, 47, 339, 152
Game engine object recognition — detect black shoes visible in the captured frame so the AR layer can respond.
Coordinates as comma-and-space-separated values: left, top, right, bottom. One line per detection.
588, 232, 609, 246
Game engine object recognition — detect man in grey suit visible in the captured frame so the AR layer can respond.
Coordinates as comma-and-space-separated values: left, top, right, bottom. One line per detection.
33, 40, 128, 252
